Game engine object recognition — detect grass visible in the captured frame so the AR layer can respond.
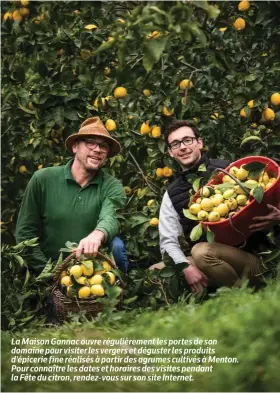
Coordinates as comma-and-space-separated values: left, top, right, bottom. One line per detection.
2, 278, 280, 392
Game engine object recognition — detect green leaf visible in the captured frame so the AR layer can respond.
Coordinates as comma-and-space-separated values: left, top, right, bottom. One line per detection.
157, 139, 166, 154
190, 223, 203, 242
240, 136, 263, 148
23, 268, 30, 287
159, 266, 176, 278
193, 177, 202, 192
168, 275, 180, 299
262, 249, 280, 264
93, 40, 114, 55
252, 185, 264, 204
143, 36, 169, 72
206, 227, 214, 243
14, 255, 24, 267
198, 163, 207, 172
183, 209, 199, 221
192, 1, 220, 19
242, 162, 266, 179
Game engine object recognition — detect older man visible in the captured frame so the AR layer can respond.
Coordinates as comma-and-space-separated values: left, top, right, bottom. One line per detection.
159, 119, 280, 294
16, 117, 128, 272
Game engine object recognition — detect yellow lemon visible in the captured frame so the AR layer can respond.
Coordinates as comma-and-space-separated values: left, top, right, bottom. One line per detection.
91, 284, 105, 297
156, 168, 164, 178
89, 275, 103, 285
19, 7, 30, 16
223, 189, 236, 199
162, 105, 174, 116
105, 271, 116, 285
61, 276, 72, 287
163, 166, 173, 177
114, 87, 127, 98
238, 0, 250, 11
251, 123, 257, 128
104, 67, 111, 76
200, 198, 214, 212
78, 286, 91, 299
263, 108, 275, 121
208, 211, 221, 222
196, 197, 202, 204
247, 100, 254, 108
151, 126, 161, 138
189, 203, 201, 215
85, 24, 98, 30
21, 0, 30, 5
197, 210, 209, 221
107, 36, 114, 43
150, 218, 159, 227
219, 27, 228, 32
93, 97, 106, 108
226, 198, 238, 211
244, 179, 258, 188
259, 171, 270, 185
140, 122, 151, 135
102, 261, 112, 272
211, 194, 224, 207
222, 175, 236, 184
179, 79, 193, 90
271, 93, 280, 106
143, 89, 151, 97
229, 166, 239, 177
105, 119, 117, 131
70, 265, 83, 278
234, 185, 246, 195
12, 10, 23, 22
81, 262, 94, 276
240, 108, 247, 117
215, 189, 222, 194
236, 194, 247, 206
3, 12, 13, 21
128, 114, 134, 120
19, 165, 27, 174
201, 186, 211, 197
75, 276, 88, 285
233, 18, 246, 31
236, 167, 249, 181
214, 203, 229, 217
147, 199, 155, 207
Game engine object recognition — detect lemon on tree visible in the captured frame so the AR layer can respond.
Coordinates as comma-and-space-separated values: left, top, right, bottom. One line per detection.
240, 108, 247, 117
150, 218, 159, 227
238, 1, 250, 11
140, 122, 151, 135
247, 100, 254, 108
70, 265, 83, 278
179, 79, 193, 90
105, 119, 117, 131
271, 93, 280, 106
151, 126, 161, 138
233, 18, 246, 31
263, 108, 275, 121
156, 168, 164, 178
147, 199, 155, 207
162, 105, 174, 116
143, 89, 151, 97
114, 87, 127, 98
91, 284, 105, 297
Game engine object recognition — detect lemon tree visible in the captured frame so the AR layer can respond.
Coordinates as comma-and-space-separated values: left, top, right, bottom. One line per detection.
2, 0, 280, 269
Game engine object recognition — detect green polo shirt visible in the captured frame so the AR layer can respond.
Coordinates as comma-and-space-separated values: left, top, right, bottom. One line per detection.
15, 160, 126, 271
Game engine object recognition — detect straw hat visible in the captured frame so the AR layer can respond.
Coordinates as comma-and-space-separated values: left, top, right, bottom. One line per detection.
65, 117, 121, 157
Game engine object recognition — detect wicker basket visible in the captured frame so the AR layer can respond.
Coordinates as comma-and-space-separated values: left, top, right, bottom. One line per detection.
51, 251, 119, 322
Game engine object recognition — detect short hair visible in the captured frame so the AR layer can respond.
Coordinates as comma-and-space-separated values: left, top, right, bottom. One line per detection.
164, 120, 201, 146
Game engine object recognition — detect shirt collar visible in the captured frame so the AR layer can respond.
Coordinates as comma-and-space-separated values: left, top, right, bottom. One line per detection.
64, 159, 104, 185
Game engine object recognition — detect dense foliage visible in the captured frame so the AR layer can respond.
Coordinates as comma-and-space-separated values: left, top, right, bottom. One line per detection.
2, 0, 280, 266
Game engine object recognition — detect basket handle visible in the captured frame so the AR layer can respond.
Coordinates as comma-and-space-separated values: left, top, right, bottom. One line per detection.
53, 250, 116, 283
213, 167, 250, 197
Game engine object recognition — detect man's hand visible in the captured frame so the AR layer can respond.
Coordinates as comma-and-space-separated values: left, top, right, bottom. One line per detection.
249, 204, 280, 233
183, 264, 208, 294
76, 230, 105, 260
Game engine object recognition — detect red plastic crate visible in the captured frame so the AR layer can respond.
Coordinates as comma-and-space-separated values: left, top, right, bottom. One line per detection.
201, 156, 280, 246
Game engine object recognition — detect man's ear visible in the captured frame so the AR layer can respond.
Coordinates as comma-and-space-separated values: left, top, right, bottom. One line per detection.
72, 141, 78, 154
197, 137, 203, 150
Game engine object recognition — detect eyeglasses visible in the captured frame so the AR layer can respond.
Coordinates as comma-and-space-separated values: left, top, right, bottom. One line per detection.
82, 139, 109, 153
169, 136, 197, 150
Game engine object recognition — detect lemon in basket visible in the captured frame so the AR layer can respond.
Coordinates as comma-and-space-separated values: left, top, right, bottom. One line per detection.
89, 274, 103, 285
81, 261, 94, 276
91, 284, 105, 297
75, 276, 88, 285
78, 286, 91, 299
70, 265, 83, 278
61, 275, 72, 287
105, 271, 116, 285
